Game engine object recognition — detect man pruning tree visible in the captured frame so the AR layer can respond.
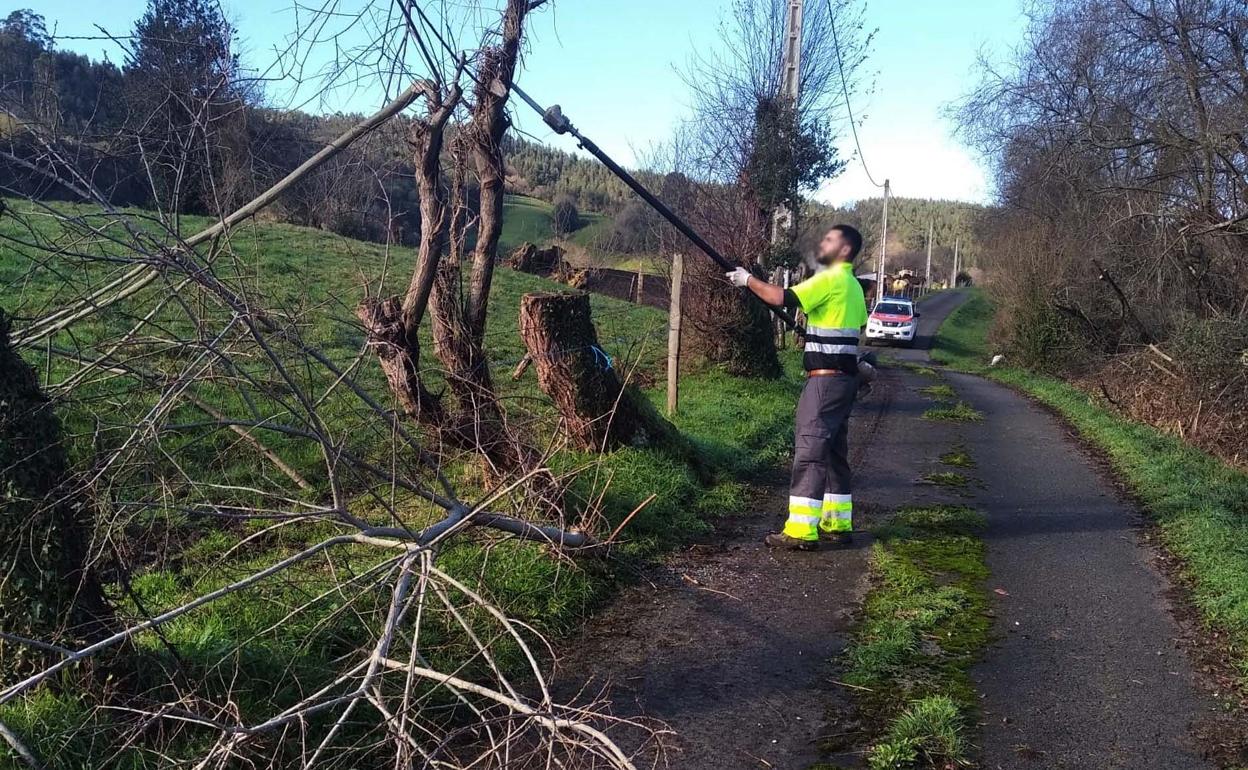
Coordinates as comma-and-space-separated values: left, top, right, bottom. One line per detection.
727, 225, 869, 550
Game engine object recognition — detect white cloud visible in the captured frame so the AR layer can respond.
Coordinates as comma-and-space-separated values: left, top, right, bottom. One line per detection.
817, 131, 990, 206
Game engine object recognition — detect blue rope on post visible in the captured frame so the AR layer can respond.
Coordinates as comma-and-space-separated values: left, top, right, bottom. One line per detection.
589, 345, 613, 372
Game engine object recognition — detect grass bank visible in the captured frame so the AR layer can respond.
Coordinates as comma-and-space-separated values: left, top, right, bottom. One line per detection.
840, 505, 990, 769
934, 289, 1248, 682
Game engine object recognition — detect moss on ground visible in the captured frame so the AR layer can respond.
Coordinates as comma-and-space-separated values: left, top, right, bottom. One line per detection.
921, 402, 984, 423
839, 505, 990, 769
920, 384, 957, 400
939, 448, 976, 469
883, 356, 939, 378
922, 471, 971, 488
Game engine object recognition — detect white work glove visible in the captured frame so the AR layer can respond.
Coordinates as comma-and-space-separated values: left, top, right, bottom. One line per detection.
726, 267, 752, 287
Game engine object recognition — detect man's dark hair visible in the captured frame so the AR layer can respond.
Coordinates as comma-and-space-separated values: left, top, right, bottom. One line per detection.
832, 224, 863, 260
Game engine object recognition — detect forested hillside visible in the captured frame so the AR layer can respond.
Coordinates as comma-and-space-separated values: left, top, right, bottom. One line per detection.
504, 135, 641, 213
802, 196, 986, 281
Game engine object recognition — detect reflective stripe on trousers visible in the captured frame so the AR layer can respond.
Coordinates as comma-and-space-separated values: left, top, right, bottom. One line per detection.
785, 493, 852, 538
784, 375, 857, 541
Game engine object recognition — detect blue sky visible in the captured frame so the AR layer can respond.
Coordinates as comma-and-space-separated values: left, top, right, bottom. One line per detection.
29, 0, 1026, 205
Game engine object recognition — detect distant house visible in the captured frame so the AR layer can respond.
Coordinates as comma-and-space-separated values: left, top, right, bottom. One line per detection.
887, 269, 925, 294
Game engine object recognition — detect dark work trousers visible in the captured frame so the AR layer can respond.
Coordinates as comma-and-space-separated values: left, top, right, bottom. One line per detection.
784, 374, 858, 540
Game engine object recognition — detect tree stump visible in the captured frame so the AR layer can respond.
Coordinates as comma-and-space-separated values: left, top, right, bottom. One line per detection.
519, 292, 669, 451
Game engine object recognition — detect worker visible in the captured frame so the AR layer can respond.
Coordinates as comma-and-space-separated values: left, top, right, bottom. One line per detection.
727, 225, 869, 550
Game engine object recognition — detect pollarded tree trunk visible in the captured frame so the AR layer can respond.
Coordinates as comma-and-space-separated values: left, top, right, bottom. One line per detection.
429, 253, 527, 474
421, 0, 537, 475
0, 310, 109, 683
355, 296, 445, 424
518, 292, 675, 451
357, 81, 458, 432
671, 185, 782, 379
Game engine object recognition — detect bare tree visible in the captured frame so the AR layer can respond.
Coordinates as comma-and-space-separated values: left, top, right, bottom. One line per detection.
667, 0, 871, 377
357, 0, 548, 478
0, 1, 665, 765
958, 0, 1248, 465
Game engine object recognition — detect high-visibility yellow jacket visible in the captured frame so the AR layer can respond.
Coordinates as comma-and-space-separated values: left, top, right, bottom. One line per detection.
786, 262, 868, 373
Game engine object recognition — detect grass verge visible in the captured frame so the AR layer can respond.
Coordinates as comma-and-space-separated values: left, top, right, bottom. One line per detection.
840, 505, 989, 769
934, 288, 1248, 683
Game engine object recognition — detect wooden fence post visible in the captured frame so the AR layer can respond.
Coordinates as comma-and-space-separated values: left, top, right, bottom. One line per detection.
666, 253, 684, 417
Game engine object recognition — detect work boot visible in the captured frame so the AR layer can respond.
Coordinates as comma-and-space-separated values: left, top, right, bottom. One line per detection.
764, 532, 818, 551
821, 531, 854, 548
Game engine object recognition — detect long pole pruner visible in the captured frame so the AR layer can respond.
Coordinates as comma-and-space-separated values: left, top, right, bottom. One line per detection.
508, 84, 801, 331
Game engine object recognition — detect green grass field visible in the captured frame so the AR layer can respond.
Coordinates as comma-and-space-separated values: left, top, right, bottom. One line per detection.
934, 289, 1248, 684
496, 195, 664, 273
0, 201, 803, 767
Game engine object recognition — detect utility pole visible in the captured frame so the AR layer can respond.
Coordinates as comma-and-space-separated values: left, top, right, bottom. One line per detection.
771, 0, 804, 245
877, 178, 890, 305
666, 253, 684, 417
781, 0, 803, 103
924, 218, 933, 294
952, 237, 960, 288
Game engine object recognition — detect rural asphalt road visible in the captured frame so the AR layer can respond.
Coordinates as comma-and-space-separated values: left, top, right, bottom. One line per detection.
895, 291, 1219, 768
953, 372, 1217, 768
548, 289, 1221, 769
547, 290, 972, 768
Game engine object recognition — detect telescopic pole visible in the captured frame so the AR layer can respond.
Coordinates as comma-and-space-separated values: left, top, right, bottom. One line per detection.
509, 84, 800, 331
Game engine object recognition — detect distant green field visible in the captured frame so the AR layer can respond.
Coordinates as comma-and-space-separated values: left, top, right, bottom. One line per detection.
498, 194, 665, 274
567, 210, 611, 247
499, 193, 556, 251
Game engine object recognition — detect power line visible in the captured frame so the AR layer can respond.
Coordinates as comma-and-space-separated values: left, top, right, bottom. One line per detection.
827, 0, 885, 189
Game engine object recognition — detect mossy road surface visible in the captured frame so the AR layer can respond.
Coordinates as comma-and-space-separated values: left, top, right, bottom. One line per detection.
545, 292, 971, 768
553, 289, 1220, 768
947, 369, 1219, 770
